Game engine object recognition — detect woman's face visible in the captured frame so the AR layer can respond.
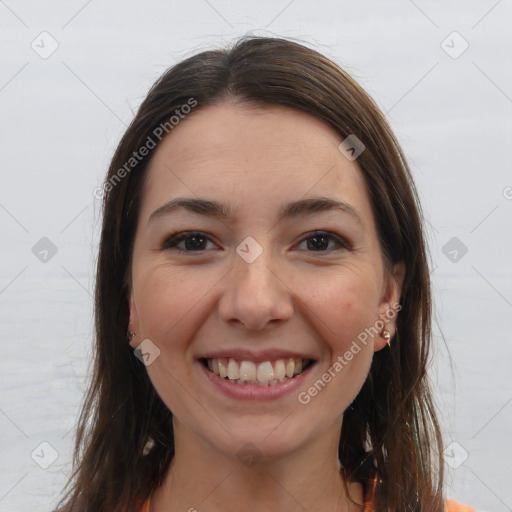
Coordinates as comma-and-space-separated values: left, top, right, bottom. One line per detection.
128, 102, 404, 461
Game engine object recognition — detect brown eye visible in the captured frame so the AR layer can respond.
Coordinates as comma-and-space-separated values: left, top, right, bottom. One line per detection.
161, 230, 350, 254
296, 231, 350, 252
162, 231, 216, 252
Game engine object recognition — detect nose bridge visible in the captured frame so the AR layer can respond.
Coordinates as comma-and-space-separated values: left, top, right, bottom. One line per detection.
234, 234, 279, 288
237, 247, 277, 293
218, 238, 293, 330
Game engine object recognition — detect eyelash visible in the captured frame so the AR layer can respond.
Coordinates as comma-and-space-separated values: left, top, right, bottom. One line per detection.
161, 230, 351, 254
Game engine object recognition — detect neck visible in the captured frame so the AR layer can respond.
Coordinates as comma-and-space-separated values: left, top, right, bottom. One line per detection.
150, 421, 365, 512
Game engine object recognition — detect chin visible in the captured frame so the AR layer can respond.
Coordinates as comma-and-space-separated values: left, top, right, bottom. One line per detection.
205, 415, 318, 464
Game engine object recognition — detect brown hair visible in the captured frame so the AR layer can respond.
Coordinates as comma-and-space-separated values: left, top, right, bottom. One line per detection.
57, 35, 444, 511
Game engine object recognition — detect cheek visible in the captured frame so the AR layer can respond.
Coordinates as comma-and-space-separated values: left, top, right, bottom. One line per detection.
133, 259, 381, 422
134, 265, 208, 348
293, 270, 379, 413
133, 267, 209, 416
296, 268, 380, 351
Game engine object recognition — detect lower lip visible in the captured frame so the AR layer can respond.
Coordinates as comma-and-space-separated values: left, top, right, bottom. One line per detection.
197, 360, 315, 401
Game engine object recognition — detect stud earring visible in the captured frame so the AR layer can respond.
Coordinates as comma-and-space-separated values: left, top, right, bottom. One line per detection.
127, 330, 135, 342
382, 329, 391, 347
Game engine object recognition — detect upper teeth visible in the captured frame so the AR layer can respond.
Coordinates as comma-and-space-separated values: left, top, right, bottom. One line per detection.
206, 358, 308, 385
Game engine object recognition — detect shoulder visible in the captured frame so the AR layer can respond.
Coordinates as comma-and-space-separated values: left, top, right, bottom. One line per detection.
445, 499, 478, 512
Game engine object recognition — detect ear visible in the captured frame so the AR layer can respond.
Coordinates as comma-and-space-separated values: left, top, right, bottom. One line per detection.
374, 261, 405, 352
127, 288, 140, 349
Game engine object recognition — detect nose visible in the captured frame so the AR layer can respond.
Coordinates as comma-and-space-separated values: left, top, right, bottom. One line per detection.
217, 246, 294, 331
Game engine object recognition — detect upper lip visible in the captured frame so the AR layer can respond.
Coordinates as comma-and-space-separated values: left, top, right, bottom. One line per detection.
198, 349, 317, 363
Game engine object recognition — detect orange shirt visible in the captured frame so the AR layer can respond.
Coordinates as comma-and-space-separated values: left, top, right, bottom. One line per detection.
139, 497, 477, 511
359, 476, 477, 512
136, 475, 476, 511
445, 501, 478, 512
362, 498, 477, 511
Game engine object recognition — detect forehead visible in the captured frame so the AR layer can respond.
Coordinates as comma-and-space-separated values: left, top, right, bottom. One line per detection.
139, 102, 375, 229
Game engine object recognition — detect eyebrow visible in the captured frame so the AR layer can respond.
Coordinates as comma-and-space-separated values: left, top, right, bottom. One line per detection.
148, 196, 364, 227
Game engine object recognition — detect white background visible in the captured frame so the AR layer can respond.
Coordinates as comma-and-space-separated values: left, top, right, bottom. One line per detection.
0, 1, 511, 511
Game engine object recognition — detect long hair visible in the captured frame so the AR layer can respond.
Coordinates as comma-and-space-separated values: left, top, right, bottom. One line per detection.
56, 35, 444, 511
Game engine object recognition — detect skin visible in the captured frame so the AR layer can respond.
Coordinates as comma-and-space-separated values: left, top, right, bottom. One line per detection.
128, 102, 405, 511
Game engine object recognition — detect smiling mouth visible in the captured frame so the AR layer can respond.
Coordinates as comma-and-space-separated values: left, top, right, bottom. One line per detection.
200, 357, 315, 386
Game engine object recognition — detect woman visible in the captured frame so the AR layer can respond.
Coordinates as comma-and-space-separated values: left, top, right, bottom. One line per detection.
56, 36, 475, 511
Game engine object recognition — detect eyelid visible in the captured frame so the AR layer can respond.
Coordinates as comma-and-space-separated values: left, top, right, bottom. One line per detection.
296, 230, 351, 252
161, 231, 219, 252
161, 230, 352, 253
